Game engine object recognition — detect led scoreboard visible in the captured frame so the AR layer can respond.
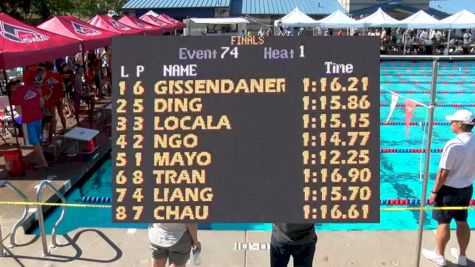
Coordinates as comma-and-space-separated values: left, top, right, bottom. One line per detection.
112, 36, 380, 223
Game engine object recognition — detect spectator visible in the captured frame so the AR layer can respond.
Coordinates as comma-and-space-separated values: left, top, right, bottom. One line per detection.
419, 29, 429, 43
422, 109, 475, 267
434, 30, 443, 42
59, 63, 75, 118
42, 62, 67, 137
463, 30, 472, 45
10, 79, 48, 170
149, 223, 201, 267
22, 65, 37, 86
270, 223, 317, 267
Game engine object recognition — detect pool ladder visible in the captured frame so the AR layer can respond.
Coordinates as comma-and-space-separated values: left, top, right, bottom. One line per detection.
0, 180, 29, 257
36, 180, 67, 256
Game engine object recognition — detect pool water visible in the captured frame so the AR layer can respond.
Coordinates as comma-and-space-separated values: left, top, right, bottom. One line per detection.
35, 60, 475, 234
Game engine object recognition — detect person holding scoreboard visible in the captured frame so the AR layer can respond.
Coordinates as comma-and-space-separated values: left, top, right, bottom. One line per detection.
270, 223, 317, 267
148, 223, 201, 267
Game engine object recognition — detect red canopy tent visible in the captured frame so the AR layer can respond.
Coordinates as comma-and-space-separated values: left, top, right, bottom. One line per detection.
118, 15, 163, 35
140, 15, 175, 33
88, 15, 144, 35
0, 13, 81, 69
37, 16, 118, 51
157, 14, 186, 30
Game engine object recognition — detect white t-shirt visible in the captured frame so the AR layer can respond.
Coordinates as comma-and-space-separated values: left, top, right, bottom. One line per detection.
439, 132, 475, 188
148, 223, 187, 247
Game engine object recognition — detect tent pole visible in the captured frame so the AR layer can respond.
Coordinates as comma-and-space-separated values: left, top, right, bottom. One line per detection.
445, 30, 451, 55
403, 29, 408, 55
81, 44, 87, 89
2, 69, 21, 149
414, 58, 438, 267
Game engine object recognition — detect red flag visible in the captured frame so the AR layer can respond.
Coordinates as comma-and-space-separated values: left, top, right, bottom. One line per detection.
405, 99, 417, 137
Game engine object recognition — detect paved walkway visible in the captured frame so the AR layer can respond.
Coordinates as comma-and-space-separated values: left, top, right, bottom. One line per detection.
0, 228, 474, 266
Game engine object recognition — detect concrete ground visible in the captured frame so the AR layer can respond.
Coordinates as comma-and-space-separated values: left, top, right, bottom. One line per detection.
0, 228, 474, 267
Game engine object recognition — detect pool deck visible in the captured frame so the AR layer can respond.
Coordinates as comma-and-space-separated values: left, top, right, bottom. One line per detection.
0, 98, 474, 266
0, 228, 474, 266
0, 97, 112, 236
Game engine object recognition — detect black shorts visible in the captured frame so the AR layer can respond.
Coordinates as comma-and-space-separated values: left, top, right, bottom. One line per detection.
433, 184, 473, 224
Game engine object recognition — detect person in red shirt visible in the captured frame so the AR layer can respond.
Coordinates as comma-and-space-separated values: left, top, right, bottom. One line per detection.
22, 64, 37, 86
42, 62, 67, 135
10, 79, 48, 169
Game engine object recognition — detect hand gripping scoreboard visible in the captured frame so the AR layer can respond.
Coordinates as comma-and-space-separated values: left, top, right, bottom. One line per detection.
112, 36, 380, 223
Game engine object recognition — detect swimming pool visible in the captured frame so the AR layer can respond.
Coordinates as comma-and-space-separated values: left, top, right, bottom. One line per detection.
34, 60, 475, 234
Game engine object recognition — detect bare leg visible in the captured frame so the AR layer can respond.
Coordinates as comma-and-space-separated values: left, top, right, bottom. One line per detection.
49, 118, 57, 144
74, 94, 81, 125
455, 220, 470, 256
33, 144, 48, 167
435, 223, 450, 256
152, 257, 167, 267
56, 100, 67, 132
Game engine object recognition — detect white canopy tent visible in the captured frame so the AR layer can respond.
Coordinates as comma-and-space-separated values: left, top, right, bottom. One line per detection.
438, 9, 475, 29
316, 10, 363, 28
140, 10, 160, 18
438, 10, 475, 54
396, 10, 444, 29
274, 7, 319, 28
357, 8, 400, 27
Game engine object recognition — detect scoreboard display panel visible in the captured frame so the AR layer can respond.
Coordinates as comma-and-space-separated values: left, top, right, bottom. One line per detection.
112, 36, 380, 223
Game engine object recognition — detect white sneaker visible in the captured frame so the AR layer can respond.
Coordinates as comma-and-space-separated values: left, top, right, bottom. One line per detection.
422, 249, 447, 266
450, 248, 467, 266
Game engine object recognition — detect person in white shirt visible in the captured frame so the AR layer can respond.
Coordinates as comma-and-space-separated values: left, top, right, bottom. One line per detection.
149, 223, 201, 267
463, 31, 472, 45
434, 30, 443, 42
422, 109, 475, 267
419, 29, 429, 42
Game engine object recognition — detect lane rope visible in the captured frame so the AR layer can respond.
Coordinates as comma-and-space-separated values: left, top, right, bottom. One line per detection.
380, 148, 442, 153
381, 121, 450, 125
381, 73, 475, 77
381, 206, 475, 211
1, 201, 474, 211
380, 90, 475, 94
380, 103, 475, 107
381, 81, 475, 84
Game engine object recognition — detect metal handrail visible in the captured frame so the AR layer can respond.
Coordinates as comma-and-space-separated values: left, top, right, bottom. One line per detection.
35, 180, 67, 256
0, 225, 4, 257
0, 180, 29, 250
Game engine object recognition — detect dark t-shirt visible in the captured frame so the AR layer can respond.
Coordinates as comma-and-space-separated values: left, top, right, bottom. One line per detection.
60, 69, 74, 90
271, 223, 317, 245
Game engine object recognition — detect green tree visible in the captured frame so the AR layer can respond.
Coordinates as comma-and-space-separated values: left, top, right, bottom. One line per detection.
0, 0, 127, 22
74, 0, 128, 18
32, 0, 74, 20
0, 0, 32, 21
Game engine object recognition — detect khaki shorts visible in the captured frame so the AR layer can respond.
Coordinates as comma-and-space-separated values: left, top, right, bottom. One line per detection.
150, 231, 191, 265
